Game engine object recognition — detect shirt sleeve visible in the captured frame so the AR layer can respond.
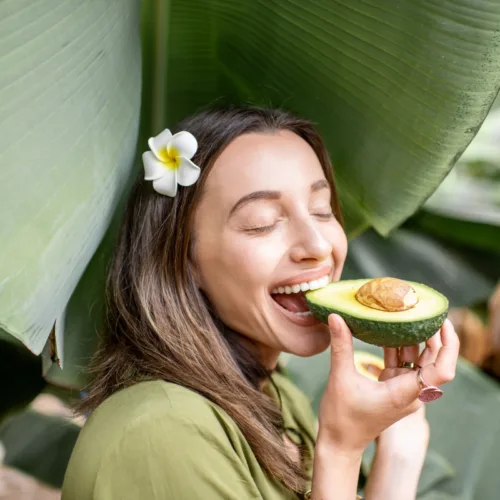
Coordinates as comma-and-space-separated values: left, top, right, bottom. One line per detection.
92, 414, 264, 500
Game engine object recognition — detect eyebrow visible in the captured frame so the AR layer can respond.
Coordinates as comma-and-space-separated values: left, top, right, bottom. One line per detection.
228, 179, 330, 217
228, 190, 281, 217
311, 179, 330, 192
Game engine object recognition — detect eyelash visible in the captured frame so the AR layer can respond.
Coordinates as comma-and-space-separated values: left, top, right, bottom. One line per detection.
314, 212, 334, 220
246, 224, 276, 234
245, 213, 334, 233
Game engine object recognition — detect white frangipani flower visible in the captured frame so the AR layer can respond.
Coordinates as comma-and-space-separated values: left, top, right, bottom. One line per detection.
142, 129, 201, 197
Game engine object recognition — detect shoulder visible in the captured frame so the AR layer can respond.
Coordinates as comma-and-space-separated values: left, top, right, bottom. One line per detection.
63, 381, 264, 499
78, 380, 239, 446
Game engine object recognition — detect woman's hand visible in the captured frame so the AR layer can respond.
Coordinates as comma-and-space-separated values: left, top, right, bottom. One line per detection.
310, 317, 459, 500
363, 338, 442, 500
316, 316, 458, 452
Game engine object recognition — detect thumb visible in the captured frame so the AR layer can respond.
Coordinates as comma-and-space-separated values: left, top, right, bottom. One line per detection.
383, 369, 422, 410
328, 314, 355, 373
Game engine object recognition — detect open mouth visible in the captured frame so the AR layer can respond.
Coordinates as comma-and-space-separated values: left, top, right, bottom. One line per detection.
270, 275, 330, 317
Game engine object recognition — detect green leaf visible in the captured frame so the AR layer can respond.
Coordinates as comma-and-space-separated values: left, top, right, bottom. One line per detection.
43, 186, 134, 388
163, 0, 500, 236
0, 410, 80, 488
0, 0, 142, 353
411, 211, 500, 253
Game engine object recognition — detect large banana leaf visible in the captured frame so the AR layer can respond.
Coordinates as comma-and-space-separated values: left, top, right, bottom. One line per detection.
43, 190, 133, 388
164, 0, 500, 235
0, 0, 142, 354
2, 0, 500, 379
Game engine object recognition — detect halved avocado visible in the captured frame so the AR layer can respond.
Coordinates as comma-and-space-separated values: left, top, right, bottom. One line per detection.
305, 278, 449, 347
354, 351, 385, 380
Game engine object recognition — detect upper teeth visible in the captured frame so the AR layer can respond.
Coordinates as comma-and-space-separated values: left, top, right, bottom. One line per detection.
271, 275, 330, 294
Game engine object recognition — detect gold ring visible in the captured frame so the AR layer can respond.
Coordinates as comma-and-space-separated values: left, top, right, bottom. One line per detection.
399, 361, 415, 369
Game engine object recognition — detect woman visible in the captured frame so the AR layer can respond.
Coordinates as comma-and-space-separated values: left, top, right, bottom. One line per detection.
62, 106, 459, 500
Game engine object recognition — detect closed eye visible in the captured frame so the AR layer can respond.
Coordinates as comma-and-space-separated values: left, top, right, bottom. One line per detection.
245, 224, 276, 234
313, 212, 334, 220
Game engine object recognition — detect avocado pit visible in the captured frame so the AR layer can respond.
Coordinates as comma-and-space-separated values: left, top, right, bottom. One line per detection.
355, 277, 418, 312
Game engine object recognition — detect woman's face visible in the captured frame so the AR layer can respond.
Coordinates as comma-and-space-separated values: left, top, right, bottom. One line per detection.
192, 131, 348, 368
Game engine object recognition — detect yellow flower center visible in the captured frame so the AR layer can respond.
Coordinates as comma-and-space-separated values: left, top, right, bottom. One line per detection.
158, 146, 181, 170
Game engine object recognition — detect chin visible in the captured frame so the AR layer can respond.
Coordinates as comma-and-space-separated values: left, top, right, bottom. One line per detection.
281, 326, 331, 358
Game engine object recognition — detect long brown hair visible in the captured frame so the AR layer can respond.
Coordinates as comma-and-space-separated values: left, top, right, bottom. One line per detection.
79, 106, 342, 492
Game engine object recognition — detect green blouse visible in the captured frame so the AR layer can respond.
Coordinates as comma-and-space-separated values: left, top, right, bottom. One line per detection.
62, 372, 317, 499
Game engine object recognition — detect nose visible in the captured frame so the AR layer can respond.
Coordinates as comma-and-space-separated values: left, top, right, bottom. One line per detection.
289, 217, 332, 263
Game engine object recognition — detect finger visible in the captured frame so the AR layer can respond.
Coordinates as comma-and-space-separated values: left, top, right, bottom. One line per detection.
381, 369, 422, 410
418, 330, 443, 366
419, 319, 460, 386
328, 314, 355, 373
384, 348, 398, 368
399, 345, 420, 365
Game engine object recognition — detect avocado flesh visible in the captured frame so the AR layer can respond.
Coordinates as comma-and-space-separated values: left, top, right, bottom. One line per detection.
305, 279, 449, 347
354, 351, 384, 380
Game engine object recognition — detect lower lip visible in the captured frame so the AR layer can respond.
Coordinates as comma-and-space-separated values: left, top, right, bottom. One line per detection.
270, 295, 322, 327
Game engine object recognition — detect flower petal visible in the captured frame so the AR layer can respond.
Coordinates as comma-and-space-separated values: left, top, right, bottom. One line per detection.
168, 131, 197, 160
142, 151, 165, 181
177, 157, 201, 186
152, 170, 178, 197
148, 129, 172, 160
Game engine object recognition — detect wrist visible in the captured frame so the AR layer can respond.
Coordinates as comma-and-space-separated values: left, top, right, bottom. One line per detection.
316, 430, 366, 461
314, 439, 363, 471
312, 436, 363, 500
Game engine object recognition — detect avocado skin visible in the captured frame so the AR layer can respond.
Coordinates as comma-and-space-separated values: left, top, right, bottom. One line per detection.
306, 301, 448, 347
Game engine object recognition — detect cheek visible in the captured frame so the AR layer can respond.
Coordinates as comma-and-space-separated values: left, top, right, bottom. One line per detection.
196, 232, 279, 298
220, 236, 280, 290
330, 224, 348, 279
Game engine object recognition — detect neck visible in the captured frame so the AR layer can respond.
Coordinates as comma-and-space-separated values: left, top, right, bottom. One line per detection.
216, 319, 277, 389
251, 342, 281, 372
